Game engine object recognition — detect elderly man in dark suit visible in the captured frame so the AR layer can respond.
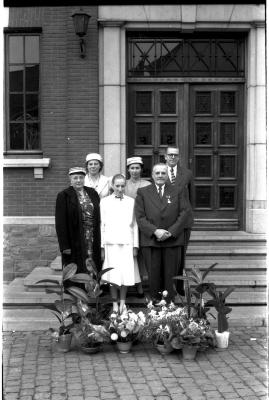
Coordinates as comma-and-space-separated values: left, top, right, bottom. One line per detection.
165, 146, 194, 264
135, 163, 189, 301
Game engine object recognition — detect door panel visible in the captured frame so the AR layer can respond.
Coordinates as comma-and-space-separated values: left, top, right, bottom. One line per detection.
189, 85, 243, 229
128, 84, 184, 178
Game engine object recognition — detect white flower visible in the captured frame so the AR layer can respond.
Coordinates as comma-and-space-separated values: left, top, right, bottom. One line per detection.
147, 301, 153, 309
156, 299, 166, 307
162, 290, 168, 297
120, 330, 128, 338
110, 313, 117, 319
111, 333, 118, 341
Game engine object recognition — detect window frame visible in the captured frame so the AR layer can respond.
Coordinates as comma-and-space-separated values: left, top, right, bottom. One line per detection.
4, 28, 42, 155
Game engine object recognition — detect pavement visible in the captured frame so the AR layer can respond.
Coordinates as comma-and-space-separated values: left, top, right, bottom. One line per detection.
2, 326, 268, 400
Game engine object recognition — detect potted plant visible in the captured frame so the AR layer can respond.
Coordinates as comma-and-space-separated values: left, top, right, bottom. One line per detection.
205, 284, 235, 349
108, 308, 146, 353
36, 263, 89, 352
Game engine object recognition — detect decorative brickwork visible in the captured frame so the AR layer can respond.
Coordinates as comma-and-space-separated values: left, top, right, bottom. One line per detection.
4, 6, 99, 216
3, 224, 59, 282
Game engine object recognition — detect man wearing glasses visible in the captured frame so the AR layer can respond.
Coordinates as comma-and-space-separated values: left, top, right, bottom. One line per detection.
165, 147, 194, 277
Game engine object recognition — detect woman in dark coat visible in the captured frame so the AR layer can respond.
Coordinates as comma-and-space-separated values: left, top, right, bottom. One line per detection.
55, 167, 101, 284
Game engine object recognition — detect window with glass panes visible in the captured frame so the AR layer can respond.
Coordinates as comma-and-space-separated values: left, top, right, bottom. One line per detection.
6, 34, 40, 151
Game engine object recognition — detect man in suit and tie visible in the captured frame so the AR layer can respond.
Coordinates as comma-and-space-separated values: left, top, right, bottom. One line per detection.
165, 146, 194, 264
135, 163, 189, 301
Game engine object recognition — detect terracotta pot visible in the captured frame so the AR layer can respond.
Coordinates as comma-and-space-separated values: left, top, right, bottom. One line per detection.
56, 333, 72, 353
80, 343, 102, 354
215, 330, 230, 349
156, 342, 173, 355
182, 345, 198, 360
116, 341, 133, 354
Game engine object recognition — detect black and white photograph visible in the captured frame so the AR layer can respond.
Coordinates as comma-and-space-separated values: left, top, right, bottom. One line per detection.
1, 1, 268, 399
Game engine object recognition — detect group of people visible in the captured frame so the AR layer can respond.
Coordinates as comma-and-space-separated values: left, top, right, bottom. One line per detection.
55, 147, 194, 314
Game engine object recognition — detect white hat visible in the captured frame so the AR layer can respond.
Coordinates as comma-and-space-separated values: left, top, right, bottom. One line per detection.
86, 153, 103, 163
68, 167, 86, 176
126, 156, 143, 167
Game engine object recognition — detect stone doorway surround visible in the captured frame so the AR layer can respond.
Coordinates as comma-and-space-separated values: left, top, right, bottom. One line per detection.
98, 4, 266, 233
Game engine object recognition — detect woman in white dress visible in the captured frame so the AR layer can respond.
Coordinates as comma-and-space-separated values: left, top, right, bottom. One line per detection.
84, 153, 112, 198
125, 157, 151, 297
100, 174, 141, 313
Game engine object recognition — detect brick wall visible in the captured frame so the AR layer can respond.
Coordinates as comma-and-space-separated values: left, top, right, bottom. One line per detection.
4, 6, 99, 216
3, 224, 59, 282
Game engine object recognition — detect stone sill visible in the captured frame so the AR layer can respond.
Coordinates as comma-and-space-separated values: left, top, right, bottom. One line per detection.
3, 158, 51, 179
3, 216, 55, 224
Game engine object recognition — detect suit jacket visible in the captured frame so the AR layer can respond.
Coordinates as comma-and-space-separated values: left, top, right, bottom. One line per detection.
168, 164, 194, 229
55, 186, 101, 272
135, 183, 189, 247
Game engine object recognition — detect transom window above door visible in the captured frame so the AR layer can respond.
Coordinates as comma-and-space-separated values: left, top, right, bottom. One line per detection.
128, 33, 245, 78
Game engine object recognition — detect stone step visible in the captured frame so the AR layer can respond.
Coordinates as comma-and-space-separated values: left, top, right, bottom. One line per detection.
4, 278, 267, 306
22, 267, 267, 292
186, 246, 266, 255
2, 306, 267, 331
185, 259, 267, 270
189, 231, 266, 243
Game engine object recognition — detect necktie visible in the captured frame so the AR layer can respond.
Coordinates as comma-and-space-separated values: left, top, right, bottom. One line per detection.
170, 167, 176, 184
158, 185, 163, 199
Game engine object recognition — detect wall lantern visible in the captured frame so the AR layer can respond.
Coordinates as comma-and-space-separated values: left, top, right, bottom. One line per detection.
72, 11, 91, 58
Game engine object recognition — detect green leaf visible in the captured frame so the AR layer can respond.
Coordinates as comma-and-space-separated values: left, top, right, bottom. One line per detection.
98, 268, 114, 280
202, 262, 218, 281
66, 286, 89, 303
55, 299, 73, 313
35, 279, 60, 286
45, 288, 62, 295
223, 287, 235, 299
50, 311, 62, 323
63, 263, 77, 281
69, 273, 92, 283
189, 267, 202, 284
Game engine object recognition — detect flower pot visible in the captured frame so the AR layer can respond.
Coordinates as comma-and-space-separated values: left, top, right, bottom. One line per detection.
156, 342, 173, 355
215, 330, 230, 349
116, 341, 133, 354
80, 343, 102, 354
56, 333, 72, 353
182, 345, 198, 360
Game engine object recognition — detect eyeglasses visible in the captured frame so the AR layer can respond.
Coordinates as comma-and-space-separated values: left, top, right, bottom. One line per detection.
167, 154, 179, 158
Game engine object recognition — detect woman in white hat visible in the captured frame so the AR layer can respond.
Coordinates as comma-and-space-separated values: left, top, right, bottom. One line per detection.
125, 156, 151, 199
125, 156, 151, 298
84, 153, 112, 198
100, 174, 141, 313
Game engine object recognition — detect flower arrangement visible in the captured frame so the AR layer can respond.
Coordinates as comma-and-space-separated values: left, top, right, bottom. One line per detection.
140, 290, 214, 351
108, 308, 146, 343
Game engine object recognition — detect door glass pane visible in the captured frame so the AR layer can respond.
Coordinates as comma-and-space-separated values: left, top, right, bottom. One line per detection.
26, 65, 39, 91
219, 186, 235, 208
195, 92, 211, 114
135, 123, 152, 145
219, 155, 236, 178
160, 122, 176, 145
195, 155, 212, 177
9, 66, 23, 92
195, 186, 212, 208
136, 92, 152, 114
26, 94, 38, 119
10, 123, 24, 149
26, 123, 40, 149
160, 92, 176, 114
195, 122, 212, 145
220, 123, 235, 145
9, 94, 24, 120
220, 91, 235, 113
141, 156, 152, 178
25, 36, 39, 63
9, 36, 23, 63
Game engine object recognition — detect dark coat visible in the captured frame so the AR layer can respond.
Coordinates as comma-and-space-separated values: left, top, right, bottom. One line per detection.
135, 183, 189, 247
168, 164, 194, 229
55, 186, 101, 273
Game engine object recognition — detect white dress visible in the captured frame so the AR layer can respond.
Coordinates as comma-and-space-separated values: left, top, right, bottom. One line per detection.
84, 174, 112, 199
100, 194, 141, 286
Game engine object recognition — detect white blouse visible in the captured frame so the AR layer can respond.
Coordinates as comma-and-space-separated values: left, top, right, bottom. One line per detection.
84, 174, 112, 198
100, 194, 139, 248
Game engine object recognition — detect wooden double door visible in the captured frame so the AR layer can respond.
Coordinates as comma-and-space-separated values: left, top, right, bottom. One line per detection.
128, 83, 244, 229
